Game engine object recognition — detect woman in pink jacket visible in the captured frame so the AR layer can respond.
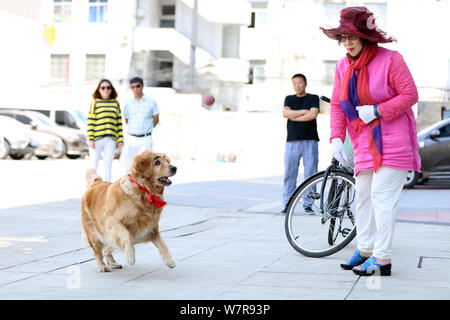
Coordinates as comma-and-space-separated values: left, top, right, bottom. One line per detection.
321, 7, 420, 276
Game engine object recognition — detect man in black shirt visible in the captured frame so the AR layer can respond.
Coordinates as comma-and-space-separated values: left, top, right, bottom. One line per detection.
281, 73, 320, 213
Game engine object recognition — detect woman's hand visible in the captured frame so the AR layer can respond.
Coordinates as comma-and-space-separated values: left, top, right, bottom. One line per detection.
331, 138, 348, 165
116, 142, 123, 150
356, 105, 379, 124
89, 140, 95, 150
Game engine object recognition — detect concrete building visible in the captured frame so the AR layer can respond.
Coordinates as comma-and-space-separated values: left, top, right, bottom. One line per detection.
1, 0, 448, 154
1, 0, 448, 117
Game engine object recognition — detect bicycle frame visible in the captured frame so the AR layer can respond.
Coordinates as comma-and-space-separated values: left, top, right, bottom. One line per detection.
319, 158, 354, 220
285, 158, 354, 213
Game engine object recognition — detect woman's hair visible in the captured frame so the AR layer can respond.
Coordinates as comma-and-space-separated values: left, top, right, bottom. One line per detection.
92, 79, 118, 100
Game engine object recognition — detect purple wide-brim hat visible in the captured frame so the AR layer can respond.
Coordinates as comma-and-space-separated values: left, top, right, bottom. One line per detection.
320, 6, 395, 43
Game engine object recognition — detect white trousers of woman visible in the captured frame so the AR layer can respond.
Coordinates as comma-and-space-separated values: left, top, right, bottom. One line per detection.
354, 166, 408, 260
89, 137, 116, 182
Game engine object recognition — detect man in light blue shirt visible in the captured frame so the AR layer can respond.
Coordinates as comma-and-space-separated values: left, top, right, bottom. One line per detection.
122, 77, 160, 173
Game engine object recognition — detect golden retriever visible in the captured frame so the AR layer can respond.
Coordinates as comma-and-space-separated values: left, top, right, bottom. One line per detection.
81, 150, 177, 272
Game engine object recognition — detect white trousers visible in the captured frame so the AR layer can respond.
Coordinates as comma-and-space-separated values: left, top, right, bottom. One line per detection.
89, 137, 116, 182
121, 134, 153, 174
354, 166, 408, 260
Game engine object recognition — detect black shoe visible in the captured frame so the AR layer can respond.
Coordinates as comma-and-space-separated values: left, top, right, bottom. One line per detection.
352, 256, 392, 276
304, 205, 315, 215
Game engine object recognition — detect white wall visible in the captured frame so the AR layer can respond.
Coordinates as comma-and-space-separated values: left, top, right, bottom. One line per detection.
0, 9, 45, 106
39, 0, 135, 85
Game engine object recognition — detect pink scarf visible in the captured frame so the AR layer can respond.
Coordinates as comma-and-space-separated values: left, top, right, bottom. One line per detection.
339, 44, 382, 171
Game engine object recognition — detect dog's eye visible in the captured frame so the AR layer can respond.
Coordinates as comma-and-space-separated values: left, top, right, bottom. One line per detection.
155, 160, 161, 166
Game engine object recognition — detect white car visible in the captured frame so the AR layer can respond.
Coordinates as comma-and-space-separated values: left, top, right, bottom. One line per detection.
0, 115, 34, 159
31, 130, 65, 160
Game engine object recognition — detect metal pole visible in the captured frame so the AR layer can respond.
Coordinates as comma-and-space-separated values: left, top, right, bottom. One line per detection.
189, 0, 198, 92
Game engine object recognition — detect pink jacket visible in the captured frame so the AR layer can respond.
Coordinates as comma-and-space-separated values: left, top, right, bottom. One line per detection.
330, 47, 420, 175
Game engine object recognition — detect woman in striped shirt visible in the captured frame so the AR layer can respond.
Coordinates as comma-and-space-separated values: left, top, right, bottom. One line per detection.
87, 79, 124, 181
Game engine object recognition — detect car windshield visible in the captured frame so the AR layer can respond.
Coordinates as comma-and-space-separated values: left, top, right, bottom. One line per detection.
34, 114, 54, 126
72, 110, 87, 123
418, 119, 450, 137
0, 115, 25, 128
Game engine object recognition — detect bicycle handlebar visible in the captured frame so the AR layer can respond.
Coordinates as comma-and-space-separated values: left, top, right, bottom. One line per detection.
320, 96, 331, 103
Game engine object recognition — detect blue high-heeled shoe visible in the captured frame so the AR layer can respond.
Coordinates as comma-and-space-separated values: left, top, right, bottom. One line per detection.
340, 250, 369, 270
352, 256, 392, 276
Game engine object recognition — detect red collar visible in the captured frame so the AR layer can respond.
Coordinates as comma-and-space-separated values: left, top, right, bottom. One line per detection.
128, 174, 167, 208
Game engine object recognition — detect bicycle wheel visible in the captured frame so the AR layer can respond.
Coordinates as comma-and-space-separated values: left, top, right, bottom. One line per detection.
284, 170, 356, 258
327, 178, 356, 245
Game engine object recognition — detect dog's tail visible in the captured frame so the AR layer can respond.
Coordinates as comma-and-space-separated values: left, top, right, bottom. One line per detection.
86, 168, 103, 189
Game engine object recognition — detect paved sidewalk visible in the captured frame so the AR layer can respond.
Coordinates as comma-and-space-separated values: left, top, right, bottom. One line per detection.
0, 198, 449, 300
0, 158, 449, 301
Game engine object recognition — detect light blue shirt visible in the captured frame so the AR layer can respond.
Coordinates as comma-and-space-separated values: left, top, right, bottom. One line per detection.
123, 94, 159, 135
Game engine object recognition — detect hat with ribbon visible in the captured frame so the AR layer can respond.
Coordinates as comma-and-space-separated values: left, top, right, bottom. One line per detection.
320, 6, 395, 43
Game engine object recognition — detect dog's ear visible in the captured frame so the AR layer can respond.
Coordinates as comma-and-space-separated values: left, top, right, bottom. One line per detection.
131, 151, 153, 178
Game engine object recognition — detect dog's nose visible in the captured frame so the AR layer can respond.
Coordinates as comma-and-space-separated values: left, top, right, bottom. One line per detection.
170, 165, 177, 174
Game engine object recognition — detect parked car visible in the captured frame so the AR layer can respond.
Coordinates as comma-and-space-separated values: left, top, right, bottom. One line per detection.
30, 130, 65, 160
48, 108, 122, 159
0, 109, 88, 159
404, 118, 450, 188
33, 109, 87, 133
0, 135, 5, 158
0, 115, 35, 159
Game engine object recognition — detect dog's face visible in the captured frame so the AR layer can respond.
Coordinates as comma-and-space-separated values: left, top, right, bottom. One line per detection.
131, 150, 177, 188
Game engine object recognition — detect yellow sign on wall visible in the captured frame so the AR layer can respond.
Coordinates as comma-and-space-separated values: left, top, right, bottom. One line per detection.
42, 25, 56, 46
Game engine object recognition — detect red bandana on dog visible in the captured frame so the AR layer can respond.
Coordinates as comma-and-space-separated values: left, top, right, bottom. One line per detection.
128, 174, 167, 208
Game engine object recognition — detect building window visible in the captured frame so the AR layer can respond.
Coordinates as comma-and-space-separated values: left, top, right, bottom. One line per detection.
162, 5, 175, 15
248, 11, 267, 28
53, 0, 72, 23
322, 60, 337, 85
160, 5, 175, 28
89, 0, 107, 23
248, 60, 266, 84
85, 54, 106, 81
152, 51, 173, 87
248, 1, 267, 28
51, 54, 70, 82
160, 19, 175, 28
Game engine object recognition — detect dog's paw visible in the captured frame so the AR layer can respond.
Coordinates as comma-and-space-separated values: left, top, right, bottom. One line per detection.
165, 259, 176, 268
126, 252, 136, 266
98, 265, 112, 273
108, 263, 123, 269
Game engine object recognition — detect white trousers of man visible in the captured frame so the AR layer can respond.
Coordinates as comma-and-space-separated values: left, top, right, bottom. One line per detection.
89, 137, 116, 182
354, 166, 408, 260
122, 134, 153, 174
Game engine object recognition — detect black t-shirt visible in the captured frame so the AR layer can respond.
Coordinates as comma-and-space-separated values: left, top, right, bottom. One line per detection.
284, 93, 320, 142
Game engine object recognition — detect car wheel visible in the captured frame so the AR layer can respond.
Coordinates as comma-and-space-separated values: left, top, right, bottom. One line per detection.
37, 155, 48, 160
404, 171, 420, 188
53, 141, 67, 159
67, 154, 81, 159
0, 139, 10, 159
10, 153, 25, 160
